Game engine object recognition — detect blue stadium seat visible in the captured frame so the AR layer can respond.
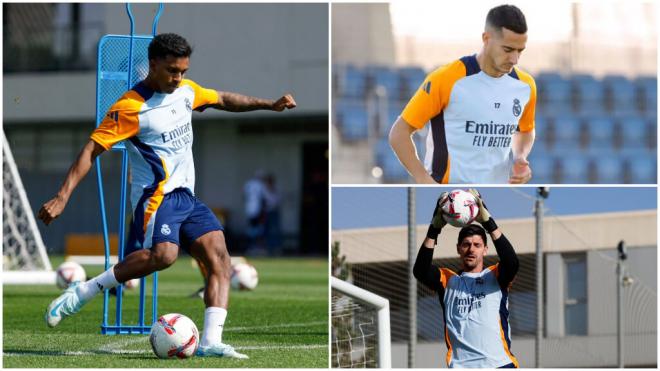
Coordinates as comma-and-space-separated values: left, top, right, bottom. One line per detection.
335, 65, 367, 99
335, 100, 368, 141
619, 115, 648, 149
636, 76, 657, 114
647, 116, 657, 149
374, 138, 409, 182
594, 156, 623, 184
399, 66, 426, 100
558, 156, 590, 183
573, 74, 605, 115
627, 155, 656, 184
367, 66, 401, 102
534, 116, 551, 148
550, 115, 583, 150
536, 73, 572, 114
583, 116, 617, 149
604, 75, 638, 115
529, 155, 556, 184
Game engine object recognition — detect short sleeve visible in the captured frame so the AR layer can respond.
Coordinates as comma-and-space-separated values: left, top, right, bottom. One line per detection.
181, 79, 219, 110
401, 60, 467, 129
515, 68, 536, 133
90, 91, 142, 150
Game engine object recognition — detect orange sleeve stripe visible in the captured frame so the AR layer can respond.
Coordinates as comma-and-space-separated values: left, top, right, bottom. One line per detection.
142, 158, 169, 233
90, 91, 144, 150
444, 327, 453, 367
487, 263, 500, 278
401, 60, 467, 129
499, 319, 520, 367
439, 267, 457, 288
440, 157, 451, 184
514, 67, 536, 133
181, 79, 219, 109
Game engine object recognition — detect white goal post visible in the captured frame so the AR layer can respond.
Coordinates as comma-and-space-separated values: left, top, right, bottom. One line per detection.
3, 131, 55, 284
331, 276, 391, 368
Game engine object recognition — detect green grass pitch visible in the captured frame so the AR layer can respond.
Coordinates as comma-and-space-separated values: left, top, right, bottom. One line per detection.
3, 256, 328, 368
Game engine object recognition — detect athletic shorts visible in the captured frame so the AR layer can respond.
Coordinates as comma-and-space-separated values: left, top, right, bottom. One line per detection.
125, 187, 223, 255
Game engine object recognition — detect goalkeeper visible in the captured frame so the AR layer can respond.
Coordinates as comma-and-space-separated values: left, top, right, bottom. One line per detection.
413, 189, 520, 368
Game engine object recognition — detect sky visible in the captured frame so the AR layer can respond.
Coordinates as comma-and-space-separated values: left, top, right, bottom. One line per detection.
332, 187, 657, 230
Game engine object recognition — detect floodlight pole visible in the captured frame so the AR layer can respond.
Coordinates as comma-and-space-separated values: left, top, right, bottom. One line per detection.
407, 187, 417, 368
617, 240, 627, 368
535, 187, 549, 367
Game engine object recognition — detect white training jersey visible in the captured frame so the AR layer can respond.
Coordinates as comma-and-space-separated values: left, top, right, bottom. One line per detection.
401, 55, 537, 184
439, 264, 518, 368
91, 79, 219, 219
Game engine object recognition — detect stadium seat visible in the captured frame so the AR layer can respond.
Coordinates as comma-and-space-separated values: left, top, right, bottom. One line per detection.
558, 156, 590, 183
619, 115, 648, 149
528, 155, 556, 184
594, 156, 623, 184
367, 66, 401, 102
583, 116, 617, 150
636, 76, 657, 115
335, 100, 368, 141
604, 75, 638, 115
572, 74, 605, 115
534, 116, 552, 148
549, 115, 583, 150
374, 138, 409, 182
627, 155, 656, 184
399, 66, 426, 100
335, 65, 367, 99
536, 72, 572, 114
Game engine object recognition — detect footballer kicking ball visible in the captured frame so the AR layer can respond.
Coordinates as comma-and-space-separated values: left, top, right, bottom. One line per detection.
441, 189, 479, 228
149, 313, 199, 359
55, 261, 87, 289
231, 263, 259, 291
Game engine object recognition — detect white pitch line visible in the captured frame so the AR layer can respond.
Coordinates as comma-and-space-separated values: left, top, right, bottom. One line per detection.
226, 321, 327, 332
3, 344, 326, 357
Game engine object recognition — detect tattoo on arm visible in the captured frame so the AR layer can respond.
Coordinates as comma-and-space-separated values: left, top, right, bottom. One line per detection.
211, 91, 275, 112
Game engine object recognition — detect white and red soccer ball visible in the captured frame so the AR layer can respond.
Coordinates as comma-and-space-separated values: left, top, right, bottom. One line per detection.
149, 313, 199, 359
231, 263, 258, 291
441, 189, 479, 228
55, 261, 87, 289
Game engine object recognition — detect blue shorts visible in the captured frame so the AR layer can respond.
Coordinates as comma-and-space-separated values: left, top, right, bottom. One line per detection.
125, 188, 223, 255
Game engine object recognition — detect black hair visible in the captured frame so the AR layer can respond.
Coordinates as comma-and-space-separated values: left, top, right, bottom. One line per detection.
148, 33, 193, 61
457, 224, 488, 246
485, 4, 527, 34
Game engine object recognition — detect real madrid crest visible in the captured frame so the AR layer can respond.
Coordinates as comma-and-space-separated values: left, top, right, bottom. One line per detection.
512, 98, 521, 117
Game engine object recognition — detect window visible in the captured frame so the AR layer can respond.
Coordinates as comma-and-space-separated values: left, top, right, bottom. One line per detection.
564, 254, 587, 335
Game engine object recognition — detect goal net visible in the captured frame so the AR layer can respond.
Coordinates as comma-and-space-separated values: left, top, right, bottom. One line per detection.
331, 277, 391, 368
3, 132, 55, 284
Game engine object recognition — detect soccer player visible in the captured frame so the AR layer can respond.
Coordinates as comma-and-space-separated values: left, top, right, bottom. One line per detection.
413, 189, 520, 368
38, 33, 296, 359
389, 5, 536, 184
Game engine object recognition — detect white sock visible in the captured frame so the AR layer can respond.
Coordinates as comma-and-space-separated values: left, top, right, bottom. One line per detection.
201, 307, 228, 347
77, 265, 120, 301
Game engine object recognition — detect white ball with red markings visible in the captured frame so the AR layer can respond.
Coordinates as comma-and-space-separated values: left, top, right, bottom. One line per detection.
231, 263, 258, 291
441, 189, 480, 228
149, 313, 199, 359
55, 261, 86, 289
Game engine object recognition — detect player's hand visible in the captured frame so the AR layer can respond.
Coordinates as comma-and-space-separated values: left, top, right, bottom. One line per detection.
426, 192, 448, 240
509, 157, 532, 184
272, 94, 296, 111
38, 195, 68, 225
467, 188, 492, 223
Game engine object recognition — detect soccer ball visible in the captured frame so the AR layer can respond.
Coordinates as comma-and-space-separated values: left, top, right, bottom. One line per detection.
231, 263, 258, 290
55, 261, 86, 289
149, 313, 199, 359
124, 278, 140, 290
441, 189, 479, 228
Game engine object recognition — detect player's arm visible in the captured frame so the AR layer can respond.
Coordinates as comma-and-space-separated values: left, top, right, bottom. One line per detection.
207, 92, 296, 112
38, 140, 106, 225
413, 192, 449, 290
468, 189, 519, 288
509, 129, 535, 184
389, 117, 436, 184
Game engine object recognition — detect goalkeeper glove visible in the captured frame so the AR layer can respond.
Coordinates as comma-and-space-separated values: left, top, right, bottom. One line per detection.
427, 191, 449, 241
468, 188, 498, 233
